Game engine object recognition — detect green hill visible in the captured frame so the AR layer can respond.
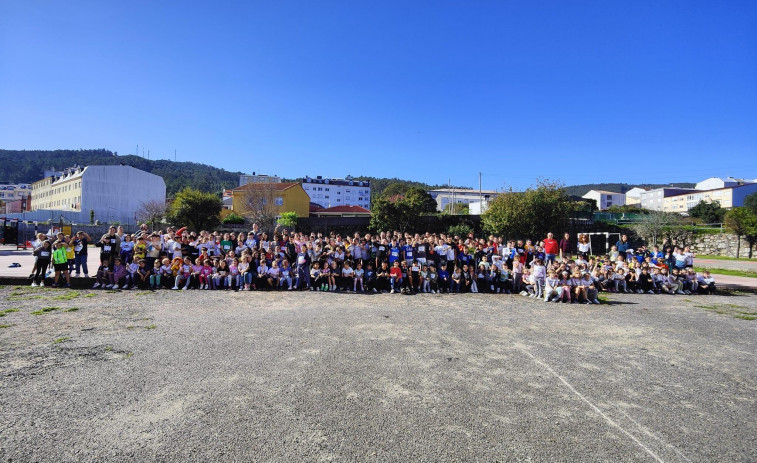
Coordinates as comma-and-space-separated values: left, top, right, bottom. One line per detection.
0, 149, 243, 196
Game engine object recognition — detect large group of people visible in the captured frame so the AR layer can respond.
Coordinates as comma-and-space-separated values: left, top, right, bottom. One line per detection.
28, 225, 717, 301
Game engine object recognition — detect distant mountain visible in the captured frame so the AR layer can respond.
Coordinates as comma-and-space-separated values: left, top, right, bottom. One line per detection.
562, 182, 695, 198
0, 149, 243, 196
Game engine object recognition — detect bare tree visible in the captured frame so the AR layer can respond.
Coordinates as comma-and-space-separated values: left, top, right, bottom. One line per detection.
238, 184, 280, 233
136, 199, 168, 232
630, 210, 687, 247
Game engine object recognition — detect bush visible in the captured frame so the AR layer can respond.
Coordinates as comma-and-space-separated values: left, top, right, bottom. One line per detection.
447, 223, 473, 238
222, 212, 245, 225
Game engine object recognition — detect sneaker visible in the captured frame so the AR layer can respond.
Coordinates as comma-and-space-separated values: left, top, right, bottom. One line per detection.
647, 290, 654, 294
51, 283, 58, 288
105, 284, 113, 289
676, 290, 685, 295
390, 289, 395, 293
684, 290, 691, 295
172, 286, 179, 290
28, 273, 35, 279
373, 288, 378, 293
181, 287, 187, 291
74, 273, 80, 278
84, 274, 89, 278
113, 285, 120, 289
593, 299, 600, 304
64, 284, 71, 288
31, 282, 38, 287
92, 282, 100, 288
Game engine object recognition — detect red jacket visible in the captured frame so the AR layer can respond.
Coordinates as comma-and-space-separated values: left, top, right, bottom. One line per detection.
543, 238, 558, 255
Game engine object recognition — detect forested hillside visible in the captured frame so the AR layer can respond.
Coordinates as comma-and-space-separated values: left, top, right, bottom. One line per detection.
0, 149, 243, 196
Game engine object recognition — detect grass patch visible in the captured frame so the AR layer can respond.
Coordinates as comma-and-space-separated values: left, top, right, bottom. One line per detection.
597, 293, 609, 303
64, 307, 79, 312
0, 324, 12, 329
694, 303, 757, 320
693, 267, 757, 278
30, 306, 61, 315
125, 352, 134, 358
52, 291, 82, 301
53, 336, 70, 344
0, 308, 20, 317
84, 293, 96, 298
144, 324, 157, 330
105, 346, 113, 352
126, 325, 137, 330
698, 255, 756, 261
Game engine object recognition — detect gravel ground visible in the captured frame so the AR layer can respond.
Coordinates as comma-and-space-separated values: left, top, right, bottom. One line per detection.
1, 287, 756, 462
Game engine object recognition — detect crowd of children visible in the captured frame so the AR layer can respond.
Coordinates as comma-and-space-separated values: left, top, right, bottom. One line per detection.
28, 226, 718, 300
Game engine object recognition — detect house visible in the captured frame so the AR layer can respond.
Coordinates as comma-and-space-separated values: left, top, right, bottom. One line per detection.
624, 187, 646, 206
695, 177, 755, 191
231, 182, 310, 218
239, 172, 281, 186
662, 183, 757, 213
581, 190, 625, 211
428, 188, 499, 212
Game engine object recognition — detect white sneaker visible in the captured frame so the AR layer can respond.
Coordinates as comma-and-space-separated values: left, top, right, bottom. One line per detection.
593, 299, 600, 304
647, 290, 654, 294
105, 284, 113, 289
390, 289, 395, 293
31, 282, 38, 287
684, 290, 691, 295
373, 288, 378, 293
84, 274, 89, 278
92, 282, 100, 288
676, 290, 685, 295
40, 281, 45, 287
74, 273, 80, 278
172, 286, 179, 290
113, 285, 120, 289
181, 287, 187, 291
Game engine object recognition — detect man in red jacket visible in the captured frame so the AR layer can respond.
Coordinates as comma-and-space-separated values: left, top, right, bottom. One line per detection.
543, 232, 559, 266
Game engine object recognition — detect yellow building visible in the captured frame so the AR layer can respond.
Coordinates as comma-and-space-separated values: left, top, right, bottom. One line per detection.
231, 182, 310, 218
662, 184, 757, 212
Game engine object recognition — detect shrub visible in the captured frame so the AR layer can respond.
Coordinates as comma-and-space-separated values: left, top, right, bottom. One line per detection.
222, 212, 245, 225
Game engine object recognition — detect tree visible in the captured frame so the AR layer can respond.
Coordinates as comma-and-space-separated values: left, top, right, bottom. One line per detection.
689, 200, 725, 224
167, 188, 222, 231
629, 210, 687, 247
443, 203, 469, 215
237, 184, 281, 233
481, 179, 573, 239
369, 187, 437, 233
743, 192, 757, 215
136, 199, 167, 231
222, 212, 245, 225
278, 211, 298, 230
724, 207, 757, 258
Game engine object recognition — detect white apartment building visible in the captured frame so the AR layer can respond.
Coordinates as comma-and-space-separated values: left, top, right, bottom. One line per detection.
239, 172, 281, 186
0, 183, 31, 202
581, 190, 625, 211
28, 165, 165, 223
640, 188, 698, 211
428, 189, 499, 213
301, 176, 371, 209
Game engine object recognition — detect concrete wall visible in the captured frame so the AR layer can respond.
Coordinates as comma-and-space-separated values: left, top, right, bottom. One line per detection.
81, 166, 166, 224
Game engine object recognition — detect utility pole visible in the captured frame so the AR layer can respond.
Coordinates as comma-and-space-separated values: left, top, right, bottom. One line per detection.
479, 172, 482, 213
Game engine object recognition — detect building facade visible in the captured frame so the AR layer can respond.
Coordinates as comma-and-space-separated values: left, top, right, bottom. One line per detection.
624, 187, 646, 206
639, 188, 697, 211
232, 182, 310, 218
695, 177, 754, 191
239, 172, 281, 187
662, 183, 757, 213
581, 190, 626, 211
428, 189, 499, 212
301, 176, 371, 210
27, 165, 166, 223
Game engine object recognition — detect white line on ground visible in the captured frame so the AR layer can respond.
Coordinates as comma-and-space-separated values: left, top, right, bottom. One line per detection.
616, 408, 693, 463
514, 343, 665, 463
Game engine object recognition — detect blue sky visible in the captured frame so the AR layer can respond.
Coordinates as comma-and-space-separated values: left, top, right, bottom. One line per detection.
1, 1, 755, 190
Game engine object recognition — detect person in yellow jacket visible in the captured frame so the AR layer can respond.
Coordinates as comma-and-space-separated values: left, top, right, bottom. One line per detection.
65, 234, 76, 274
52, 240, 71, 288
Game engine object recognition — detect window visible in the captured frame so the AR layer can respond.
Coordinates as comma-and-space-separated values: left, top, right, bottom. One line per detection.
275, 197, 283, 206
325, 188, 330, 191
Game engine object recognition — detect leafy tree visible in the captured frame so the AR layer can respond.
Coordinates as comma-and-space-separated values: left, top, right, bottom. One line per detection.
482, 179, 573, 239
167, 188, 222, 231
724, 207, 757, 258
278, 211, 298, 230
743, 192, 757, 215
237, 184, 281, 233
380, 182, 411, 199
447, 223, 473, 238
369, 187, 437, 233
443, 203, 469, 215
689, 200, 726, 224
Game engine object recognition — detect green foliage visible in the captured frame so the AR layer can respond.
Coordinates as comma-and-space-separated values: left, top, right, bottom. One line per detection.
369, 187, 437, 232
0, 149, 243, 196
743, 192, 757, 214
443, 203, 469, 215
689, 200, 726, 223
221, 212, 245, 224
447, 223, 473, 238
481, 179, 573, 239
167, 188, 222, 231
605, 205, 648, 214
724, 207, 757, 258
278, 211, 298, 229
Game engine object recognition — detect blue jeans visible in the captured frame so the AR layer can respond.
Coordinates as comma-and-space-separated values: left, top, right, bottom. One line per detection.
75, 254, 88, 275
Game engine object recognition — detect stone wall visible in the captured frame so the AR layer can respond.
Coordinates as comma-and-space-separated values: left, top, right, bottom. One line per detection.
686, 233, 756, 258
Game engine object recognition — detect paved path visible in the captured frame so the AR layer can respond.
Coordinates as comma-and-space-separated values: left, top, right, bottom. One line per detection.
696, 258, 757, 272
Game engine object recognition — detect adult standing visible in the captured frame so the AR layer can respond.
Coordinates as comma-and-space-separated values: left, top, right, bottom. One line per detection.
559, 233, 571, 260
73, 230, 91, 277
616, 234, 631, 260
543, 232, 559, 265
577, 234, 591, 258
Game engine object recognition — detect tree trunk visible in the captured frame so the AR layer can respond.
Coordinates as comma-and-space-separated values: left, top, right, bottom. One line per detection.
736, 235, 741, 258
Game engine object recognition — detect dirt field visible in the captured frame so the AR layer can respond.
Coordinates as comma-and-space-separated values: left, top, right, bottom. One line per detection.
1, 286, 756, 462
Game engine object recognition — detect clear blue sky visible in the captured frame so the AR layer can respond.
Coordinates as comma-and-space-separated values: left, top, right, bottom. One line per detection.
2, 1, 755, 190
